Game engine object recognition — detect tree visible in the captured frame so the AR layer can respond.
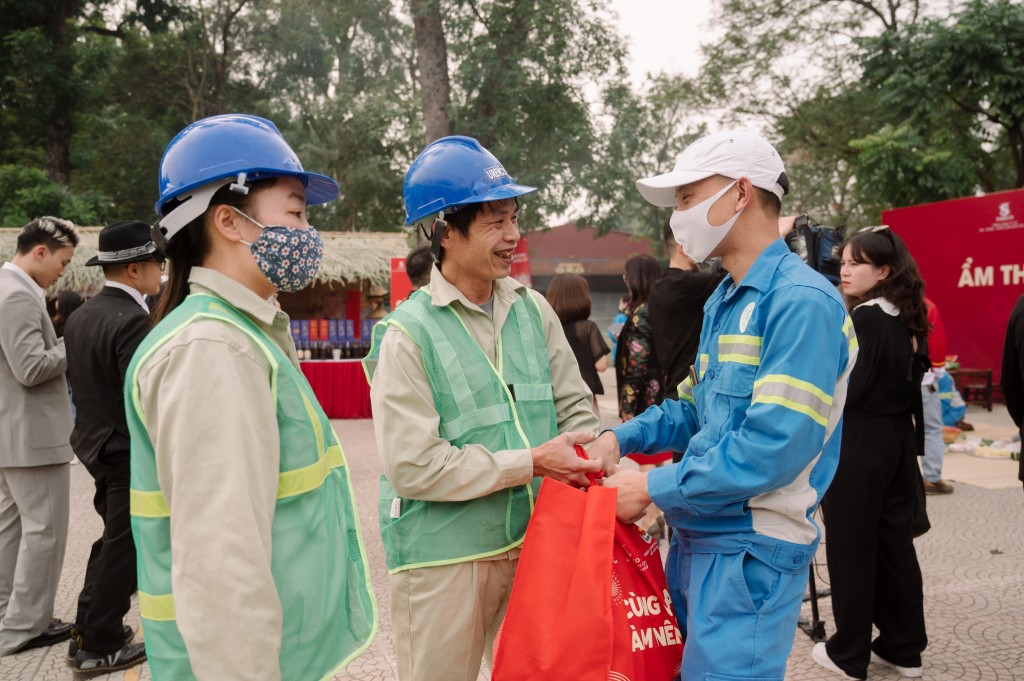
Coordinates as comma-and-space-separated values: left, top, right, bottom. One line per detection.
411, 0, 454, 143
699, 0, 948, 122
255, 0, 418, 230
773, 86, 881, 226
441, 0, 629, 227
578, 74, 706, 237
859, 0, 1024, 191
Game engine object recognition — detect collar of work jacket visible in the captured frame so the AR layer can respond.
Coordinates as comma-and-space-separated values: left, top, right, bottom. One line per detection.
706, 238, 792, 312
426, 264, 528, 318
188, 266, 285, 328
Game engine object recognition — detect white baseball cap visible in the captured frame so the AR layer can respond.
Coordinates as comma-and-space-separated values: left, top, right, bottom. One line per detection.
636, 130, 789, 207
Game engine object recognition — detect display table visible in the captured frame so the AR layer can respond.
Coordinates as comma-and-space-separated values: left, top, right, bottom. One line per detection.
299, 360, 372, 419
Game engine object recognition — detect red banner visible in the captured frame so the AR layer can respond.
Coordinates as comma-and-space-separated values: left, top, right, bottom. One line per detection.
390, 257, 413, 308
884, 188, 1024, 385
510, 237, 532, 288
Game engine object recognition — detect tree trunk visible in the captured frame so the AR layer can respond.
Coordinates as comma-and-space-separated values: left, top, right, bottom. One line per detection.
411, 0, 453, 144
45, 0, 77, 185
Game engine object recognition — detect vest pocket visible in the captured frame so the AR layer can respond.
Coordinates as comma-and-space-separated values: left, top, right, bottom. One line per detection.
509, 383, 553, 402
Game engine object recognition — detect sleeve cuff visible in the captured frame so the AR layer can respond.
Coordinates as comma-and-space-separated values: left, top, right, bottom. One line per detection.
647, 462, 696, 515
501, 448, 535, 488
610, 420, 644, 456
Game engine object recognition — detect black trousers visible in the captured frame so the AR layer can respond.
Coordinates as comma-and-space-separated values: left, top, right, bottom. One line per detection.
820, 415, 928, 679
74, 449, 136, 654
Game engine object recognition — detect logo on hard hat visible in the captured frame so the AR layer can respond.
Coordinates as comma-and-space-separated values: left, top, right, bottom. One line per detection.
484, 165, 508, 180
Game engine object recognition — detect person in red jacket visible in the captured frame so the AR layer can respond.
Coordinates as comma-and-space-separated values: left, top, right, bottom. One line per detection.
921, 298, 954, 494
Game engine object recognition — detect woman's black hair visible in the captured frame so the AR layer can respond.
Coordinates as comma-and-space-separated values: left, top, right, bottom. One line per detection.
623, 254, 662, 312
842, 228, 929, 340
53, 290, 84, 337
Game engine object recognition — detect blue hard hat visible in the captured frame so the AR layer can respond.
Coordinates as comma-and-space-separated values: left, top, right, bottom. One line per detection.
403, 136, 536, 225
154, 113, 340, 217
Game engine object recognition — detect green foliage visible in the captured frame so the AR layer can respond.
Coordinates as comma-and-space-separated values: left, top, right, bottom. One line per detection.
2, 0, 1019, 239
442, 0, 629, 229
0, 165, 109, 226
577, 75, 706, 238
850, 125, 979, 209
859, 0, 1024, 190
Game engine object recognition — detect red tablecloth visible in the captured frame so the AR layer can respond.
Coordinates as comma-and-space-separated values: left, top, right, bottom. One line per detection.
300, 360, 372, 419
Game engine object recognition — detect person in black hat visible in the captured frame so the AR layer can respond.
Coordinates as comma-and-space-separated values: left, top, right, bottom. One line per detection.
62, 220, 162, 675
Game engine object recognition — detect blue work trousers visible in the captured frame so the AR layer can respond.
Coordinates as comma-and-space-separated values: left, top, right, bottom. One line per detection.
666, 536, 807, 680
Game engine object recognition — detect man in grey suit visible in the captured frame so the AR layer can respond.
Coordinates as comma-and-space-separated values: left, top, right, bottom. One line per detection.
0, 216, 79, 656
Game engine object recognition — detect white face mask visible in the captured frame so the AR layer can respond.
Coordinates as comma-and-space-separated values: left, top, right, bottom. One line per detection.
669, 180, 742, 263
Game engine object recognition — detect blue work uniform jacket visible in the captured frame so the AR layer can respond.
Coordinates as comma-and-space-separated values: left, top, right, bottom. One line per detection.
613, 239, 858, 573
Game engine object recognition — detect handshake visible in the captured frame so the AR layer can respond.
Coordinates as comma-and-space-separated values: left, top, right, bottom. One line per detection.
531, 431, 653, 524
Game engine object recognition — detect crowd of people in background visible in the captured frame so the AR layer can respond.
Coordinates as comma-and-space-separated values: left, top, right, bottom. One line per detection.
2, 121, 1024, 681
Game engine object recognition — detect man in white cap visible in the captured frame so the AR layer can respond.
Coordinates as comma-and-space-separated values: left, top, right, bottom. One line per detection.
590, 130, 858, 679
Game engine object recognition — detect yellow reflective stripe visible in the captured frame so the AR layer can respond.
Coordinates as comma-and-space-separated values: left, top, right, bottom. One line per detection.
278, 444, 345, 499
755, 374, 833, 405
139, 591, 176, 622
718, 334, 762, 347
719, 353, 761, 366
938, 392, 954, 400
752, 374, 833, 426
843, 315, 858, 355
130, 445, 347, 518
130, 489, 169, 518
699, 353, 709, 378
298, 388, 326, 457
677, 377, 695, 403
752, 395, 829, 427
718, 335, 761, 366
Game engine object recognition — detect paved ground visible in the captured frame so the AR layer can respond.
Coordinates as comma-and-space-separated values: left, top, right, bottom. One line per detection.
3, 395, 1022, 680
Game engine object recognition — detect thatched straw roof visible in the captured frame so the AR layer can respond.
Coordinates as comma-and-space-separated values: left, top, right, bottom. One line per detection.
0, 227, 411, 294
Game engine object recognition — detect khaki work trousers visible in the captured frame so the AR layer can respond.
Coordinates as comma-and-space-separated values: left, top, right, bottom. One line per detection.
391, 549, 519, 681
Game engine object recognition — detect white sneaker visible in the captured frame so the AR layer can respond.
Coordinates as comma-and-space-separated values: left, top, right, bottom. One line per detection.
811, 642, 859, 679
871, 651, 923, 678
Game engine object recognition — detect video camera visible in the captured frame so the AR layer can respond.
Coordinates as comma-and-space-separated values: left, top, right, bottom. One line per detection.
785, 215, 845, 286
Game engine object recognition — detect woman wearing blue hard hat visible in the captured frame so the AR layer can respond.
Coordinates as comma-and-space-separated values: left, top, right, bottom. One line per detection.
125, 114, 377, 680
362, 136, 601, 681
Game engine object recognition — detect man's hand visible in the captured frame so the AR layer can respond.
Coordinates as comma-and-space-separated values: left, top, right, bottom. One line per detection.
582, 430, 621, 479
602, 469, 651, 524
531, 432, 601, 487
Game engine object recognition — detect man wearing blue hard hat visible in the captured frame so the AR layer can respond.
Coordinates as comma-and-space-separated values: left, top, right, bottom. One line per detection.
363, 136, 602, 681
126, 114, 377, 681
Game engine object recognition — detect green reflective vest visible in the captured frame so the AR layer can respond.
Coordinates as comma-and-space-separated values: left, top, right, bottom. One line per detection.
363, 287, 558, 573
126, 293, 377, 681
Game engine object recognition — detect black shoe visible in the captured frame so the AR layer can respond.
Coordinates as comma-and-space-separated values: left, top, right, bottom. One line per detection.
72, 641, 146, 678
67, 624, 134, 664
11, 618, 72, 653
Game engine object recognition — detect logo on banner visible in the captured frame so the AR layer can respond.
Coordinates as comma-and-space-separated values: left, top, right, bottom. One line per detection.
981, 201, 1023, 233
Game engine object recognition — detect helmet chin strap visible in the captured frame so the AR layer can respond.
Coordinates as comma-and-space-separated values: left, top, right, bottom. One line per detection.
425, 211, 446, 264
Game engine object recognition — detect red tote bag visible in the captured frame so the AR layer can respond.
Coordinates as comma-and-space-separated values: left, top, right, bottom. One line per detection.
492, 474, 683, 680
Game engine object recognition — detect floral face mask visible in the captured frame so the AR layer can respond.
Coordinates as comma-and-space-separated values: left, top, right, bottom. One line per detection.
232, 207, 324, 293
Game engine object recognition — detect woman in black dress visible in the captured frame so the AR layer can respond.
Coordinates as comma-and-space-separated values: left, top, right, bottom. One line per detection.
546, 273, 610, 418
812, 227, 929, 680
